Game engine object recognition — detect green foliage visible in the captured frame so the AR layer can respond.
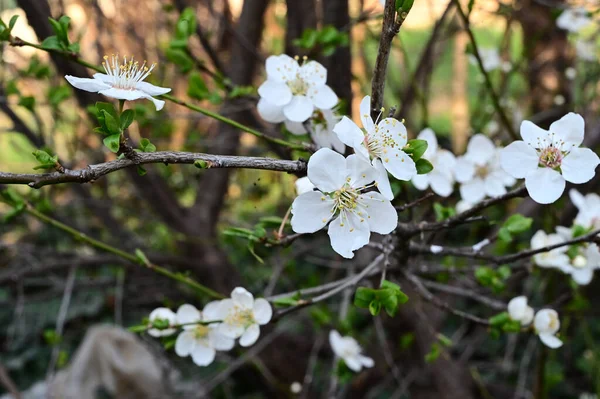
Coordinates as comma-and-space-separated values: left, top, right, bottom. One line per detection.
415, 158, 433, 174
187, 72, 222, 103
103, 134, 121, 153
475, 265, 511, 293
396, 0, 415, 13
354, 280, 409, 317
425, 334, 452, 363
18, 96, 35, 112
41, 16, 80, 53
433, 202, 456, 221
139, 138, 156, 153
166, 48, 194, 73
120, 109, 136, 130
404, 139, 428, 160
488, 311, 523, 338
48, 85, 71, 107
293, 26, 349, 56
498, 214, 533, 242
0, 14, 18, 41
167, 8, 197, 72
32, 150, 58, 170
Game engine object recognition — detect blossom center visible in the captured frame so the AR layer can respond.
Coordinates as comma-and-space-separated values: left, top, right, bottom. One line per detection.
572, 254, 587, 269
286, 76, 309, 95
364, 127, 397, 161
225, 306, 255, 328
193, 324, 210, 339
475, 165, 490, 178
538, 146, 563, 169
102, 54, 156, 90
333, 182, 360, 213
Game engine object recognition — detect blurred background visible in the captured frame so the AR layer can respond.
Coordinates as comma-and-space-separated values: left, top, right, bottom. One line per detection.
0, 0, 599, 398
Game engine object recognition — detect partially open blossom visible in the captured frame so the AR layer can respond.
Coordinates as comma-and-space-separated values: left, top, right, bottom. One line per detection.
531, 230, 570, 270
556, 7, 592, 33
284, 109, 345, 153
148, 307, 176, 337
455, 134, 515, 204
174, 303, 234, 366
257, 55, 338, 124
534, 309, 563, 348
569, 189, 600, 230
329, 330, 374, 372
290, 148, 398, 258
333, 95, 416, 200
216, 287, 272, 347
500, 113, 600, 204
411, 128, 456, 197
507, 296, 534, 326
65, 54, 170, 110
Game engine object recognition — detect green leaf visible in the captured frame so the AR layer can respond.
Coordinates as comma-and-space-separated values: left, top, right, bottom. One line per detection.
95, 101, 118, 119
415, 158, 434, 175
48, 85, 71, 106
572, 225, 588, 238
273, 296, 298, 307
136, 165, 147, 176
103, 134, 121, 153
475, 266, 494, 286
503, 214, 533, 234
194, 160, 209, 169
397, 0, 415, 13
404, 139, 428, 160
134, 248, 150, 265
40, 36, 62, 51
187, 72, 209, 100
120, 109, 135, 130
18, 96, 35, 111
433, 202, 456, 221
8, 15, 18, 30
368, 300, 382, 316
5, 80, 19, 96
102, 110, 121, 135
166, 48, 194, 73
67, 42, 80, 53
489, 311, 509, 327
32, 150, 58, 170
179, 7, 197, 36
139, 138, 156, 153
502, 319, 522, 333
48, 17, 67, 44
497, 265, 511, 280
498, 226, 512, 243
175, 19, 190, 39
425, 342, 441, 363
381, 293, 399, 317
354, 287, 376, 308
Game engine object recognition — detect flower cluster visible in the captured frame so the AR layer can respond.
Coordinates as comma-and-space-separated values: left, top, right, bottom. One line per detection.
147, 287, 272, 367
507, 296, 563, 348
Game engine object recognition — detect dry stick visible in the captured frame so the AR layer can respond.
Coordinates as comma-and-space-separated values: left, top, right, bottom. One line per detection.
22, 204, 224, 299
421, 280, 506, 310
0, 152, 307, 188
452, 0, 518, 140
370, 0, 410, 115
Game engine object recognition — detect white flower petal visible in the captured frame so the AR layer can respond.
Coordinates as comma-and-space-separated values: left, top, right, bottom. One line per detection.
520, 120, 549, 148
176, 304, 201, 326
333, 116, 367, 156
525, 167, 565, 204
135, 81, 171, 96
329, 330, 345, 356
291, 191, 335, 233
359, 95, 375, 133
91, 73, 112, 83
429, 171, 454, 197
98, 87, 145, 101
257, 98, 286, 123
417, 128, 438, 157
344, 355, 363, 372
359, 192, 397, 234
295, 176, 315, 195
500, 141, 539, 179
218, 322, 245, 339
309, 85, 338, 110
534, 309, 560, 334
382, 148, 416, 181
231, 287, 254, 309
465, 134, 496, 166
569, 189, 586, 210
359, 355, 374, 368
265, 54, 299, 82
253, 298, 273, 325
284, 120, 307, 135
561, 148, 599, 184
239, 324, 260, 347
374, 159, 394, 200
483, 175, 507, 198
377, 118, 408, 148
550, 112, 585, 149
300, 61, 327, 86
522, 307, 534, 326
460, 179, 486, 204
307, 148, 347, 192
202, 301, 222, 322
539, 333, 563, 349
454, 158, 475, 183
346, 154, 377, 187
65, 75, 111, 92
258, 80, 293, 106
137, 93, 166, 111
327, 211, 370, 259
283, 95, 314, 122
208, 329, 235, 351
412, 174, 429, 191
175, 330, 196, 357
190, 343, 216, 366
571, 267, 594, 285
508, 296, 528, 321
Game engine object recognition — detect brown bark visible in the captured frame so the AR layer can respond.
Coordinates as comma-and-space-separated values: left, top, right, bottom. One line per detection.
285, 0, 317, 56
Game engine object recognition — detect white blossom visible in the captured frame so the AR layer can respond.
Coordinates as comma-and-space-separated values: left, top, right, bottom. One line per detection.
284, 109, 345, 152
65, 54, 170, 110
455, 134, 515, 204
556, 7, 592, 33
569, 189, 600, 229
295, 176, 315, 195
290, 148, 398, 258
507, 296, 534, 326
329, 330, 374, 372
411, 128, 456, 197
216, 287, 272, 347
333, 95, 416, 200
148, 307, 176, 337
531, 230, 570, 270
174, 303, 234, 366
534, 309, 563, 348
257, 55, 337, 124
469, 48, 511, 72
500, 113, 600, 204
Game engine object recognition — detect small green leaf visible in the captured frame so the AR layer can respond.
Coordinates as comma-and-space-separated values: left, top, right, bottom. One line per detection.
188, 72, 209, 100
8, 15, 18, 30
134, 248, 150, 265
415, 158, 434, 174
102, 110, 121, 135
136, 165, 147, 176
32, 150, 58, 170
48, 17, 67, 44
40, 35, 62, 51
95, 102, 118, 119
18, 96, 35, 111
166, 48, 194, 73
354, 287, 377, 308
368, 300, 382, 316
503, 214, 533, 234
139, 138, 156, 153
489, 311, 509, 327
194, 160, 209, 169
502, 319, 522, 333
433, 203, 456, 221
273, 297, 298, 307
67, 42, 80, 53
475, 266, 494, 286
498, 226, 512, 243
404, 139, 428, 160
572, 225, 588, 238
103, 134, 121, 153
120, 109, 135, 130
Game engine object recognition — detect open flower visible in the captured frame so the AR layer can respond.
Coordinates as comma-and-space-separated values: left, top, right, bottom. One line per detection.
531, 230, 570, 270
174, 303, 234, 366
329, 330, 374, 372
556, 7, 592, 33
554, 240, 600, 286
257, 55, 337, 123
500, 113, 600, 204
569, 189, 600, 230
411, 128, 456, 197
148, 307, 176, 337
284, 109, 346, 153
216, 287, 272, 347
534, 309, 563, 348
290, 148, 398, 258
507, 296, 534, 326
65, 54, 170, 111
333, 95, 416, 200
455, 134, 515, 204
